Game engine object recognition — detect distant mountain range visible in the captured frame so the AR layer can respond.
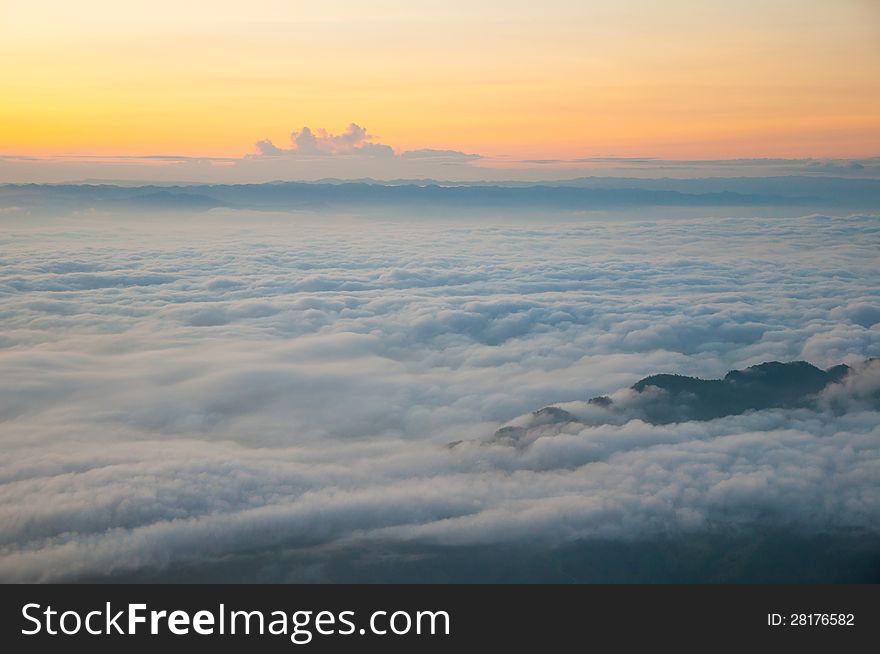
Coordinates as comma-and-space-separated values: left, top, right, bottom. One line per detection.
3, 175, 880, 211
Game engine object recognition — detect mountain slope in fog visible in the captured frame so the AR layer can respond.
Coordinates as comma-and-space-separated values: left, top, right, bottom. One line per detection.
491, 359, 878, 446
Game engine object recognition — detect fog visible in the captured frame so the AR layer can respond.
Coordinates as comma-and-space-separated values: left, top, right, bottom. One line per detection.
1, 202, 878, 581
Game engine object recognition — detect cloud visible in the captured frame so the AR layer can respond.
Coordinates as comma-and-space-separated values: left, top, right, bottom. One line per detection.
400, 149, 481, 161
248, 123, 480, 166
254, 139, 284, 156
4, 145, 880, 184
254, 123, 396, 158
830, 301, 880, 328
0, 208, 877, 581
819, 358, 880, 412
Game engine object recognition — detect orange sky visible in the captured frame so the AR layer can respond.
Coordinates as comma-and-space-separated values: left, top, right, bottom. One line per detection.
2, 0, 879, 161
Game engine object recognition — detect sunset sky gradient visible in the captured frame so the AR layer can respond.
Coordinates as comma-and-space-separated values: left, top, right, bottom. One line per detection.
2, 0, 879, 167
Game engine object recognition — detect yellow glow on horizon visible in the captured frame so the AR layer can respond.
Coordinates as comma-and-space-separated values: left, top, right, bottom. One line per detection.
2, 0, 879, 160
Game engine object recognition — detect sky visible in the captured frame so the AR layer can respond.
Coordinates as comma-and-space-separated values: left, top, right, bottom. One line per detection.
2, 0, 880, 182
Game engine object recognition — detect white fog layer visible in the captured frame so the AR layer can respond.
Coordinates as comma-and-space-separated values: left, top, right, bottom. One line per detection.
1, 208, 878, 581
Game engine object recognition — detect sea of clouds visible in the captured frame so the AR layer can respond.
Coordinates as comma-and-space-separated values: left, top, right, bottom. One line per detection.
0, 208, 878, 581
